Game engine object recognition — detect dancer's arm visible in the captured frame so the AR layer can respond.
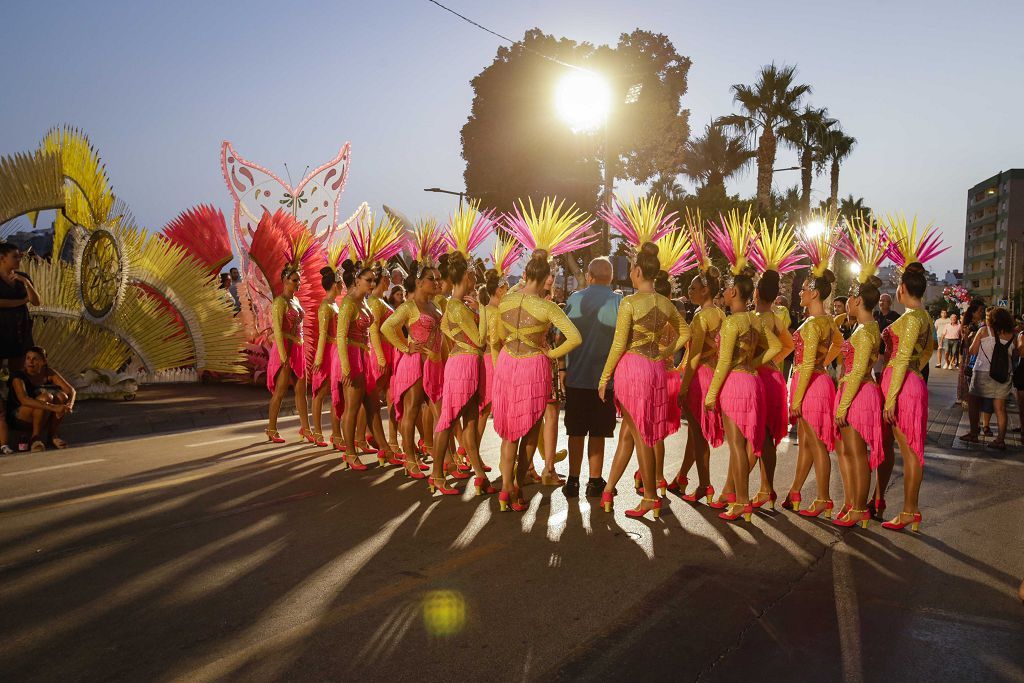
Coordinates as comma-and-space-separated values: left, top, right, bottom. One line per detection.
760, 315, 782, 366
453, 301, 483, 348
335, 298, 356, 377
380, 300, 411, 354
836, 326, 872, 421
671, 306, 690, 356
369, 308, 386, 370
774, 312, 794, 363
704, 314, 738, 408
544, 299, 582, 360
314, 303, 330, 369
271, 297, 288, 363
487, 305, 502, 365
824, 318, 843, 366
598, 299, 632, 392
884, 314, 923, 412
790, 319, 821, 412
678, 310, 705, 393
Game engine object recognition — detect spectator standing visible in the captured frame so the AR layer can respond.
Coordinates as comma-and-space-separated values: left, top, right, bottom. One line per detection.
873, 293, 901, 378
934, 309, 950, 368
387, 285, 405, 310
957, 300, 986, 404
942, 313, 961, 369
0, 243, 41, 371
228, 267, 242, 313
959, 308, 1015, 449
561, 257, 621, 498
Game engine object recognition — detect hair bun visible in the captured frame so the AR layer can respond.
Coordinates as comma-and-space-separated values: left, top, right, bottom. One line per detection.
341, 259, 355, 273
319, 266, 334, 277
867, 275, 883, 289
639, 242, 659, 258
905, 262, 926, 276
531, 248, 549, 261
706, 265, 721, 279
823, 269, 836, 284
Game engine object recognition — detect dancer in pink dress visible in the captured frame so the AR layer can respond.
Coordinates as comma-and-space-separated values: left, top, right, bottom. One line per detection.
784, 216, 843, 516
477, 236, 521, 450
704, 209, 781, 523
310, 261, 342, 448
748, 220, 802, 509
493, 198, 591, 511
831, 215, 890, 528
878, 215, 947, 532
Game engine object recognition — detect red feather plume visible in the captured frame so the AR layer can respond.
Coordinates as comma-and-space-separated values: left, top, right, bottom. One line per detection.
161, 204, 232, 275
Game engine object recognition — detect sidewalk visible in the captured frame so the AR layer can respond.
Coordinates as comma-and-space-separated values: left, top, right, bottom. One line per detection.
925, 366, 1022, 452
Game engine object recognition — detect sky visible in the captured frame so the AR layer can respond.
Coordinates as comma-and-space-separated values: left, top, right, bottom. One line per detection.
3, 0, 1023, 275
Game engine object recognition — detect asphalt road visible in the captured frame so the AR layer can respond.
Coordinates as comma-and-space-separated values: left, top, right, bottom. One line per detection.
0, 369, 1022, 682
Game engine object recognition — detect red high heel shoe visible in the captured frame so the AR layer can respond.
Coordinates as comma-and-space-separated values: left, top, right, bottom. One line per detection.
798, 498, 834, 518
299, 428, 317, 444
387, 451, 405, 466
265, 428, 286, 444
311, 431, 328, 447
881, 511, 922, 532
636, 478, 669, 497
666, 475, 687, 494
376, 450, 389, 467
682, 484, 714, 504
633, 469, 642, 492
836, 503, 851, 520
404, 462, 426, 479
625, 497, 661, 519
428, 476, 460, 495
867, 498, 887, 520
342, 454, 369, 471
833, 508, 870, 528
331, 436, 346, 452
473, 477, 497, 496
498, 490, 510, 511
708, 493, 736, 510
719, 502, 753, 522
510, 488, 527, 511
443, 463, 471, 479
751, 490, 777, 510
781, 491, 802, 511
365, 432, 378, 449
601, 491, 614, 512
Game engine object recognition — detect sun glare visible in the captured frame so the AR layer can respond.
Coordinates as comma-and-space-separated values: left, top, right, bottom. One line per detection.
804, 220, 826, 239
555, 70, 611, 132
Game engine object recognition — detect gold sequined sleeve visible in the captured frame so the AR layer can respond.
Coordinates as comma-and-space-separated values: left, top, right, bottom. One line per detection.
314, 302, 331, 366
678, 309, 705, 393
824, 318, 843, 366
544, 298, 582, 360
705, 313, 739, 406
381, 300, 412, 355
369, 306, 385, 368
450, 300, 483, 348
774, 311, 794, 364
271, 296, 288, 363
837, 326, 873, 419
791, 319, 821, 410
486, 304, 501, 364
760, 315, 782, 366
598, 298, 633, 389
336, 297, 357, 376
671, 306, 690, 356
884, 313, 922, 411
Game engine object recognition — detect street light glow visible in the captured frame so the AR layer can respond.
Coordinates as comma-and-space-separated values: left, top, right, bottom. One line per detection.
555, 70, 610, 132
804, 219, 826, 238
850, 262, 861, 276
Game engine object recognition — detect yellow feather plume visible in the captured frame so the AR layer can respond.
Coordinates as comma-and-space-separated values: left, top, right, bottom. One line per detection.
844, 213, 889, 284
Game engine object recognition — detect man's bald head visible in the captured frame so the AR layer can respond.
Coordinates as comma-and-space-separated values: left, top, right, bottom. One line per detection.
587, 257, 613, 284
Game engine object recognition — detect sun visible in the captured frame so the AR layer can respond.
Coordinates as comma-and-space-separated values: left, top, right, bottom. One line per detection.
555, 70, 611, 133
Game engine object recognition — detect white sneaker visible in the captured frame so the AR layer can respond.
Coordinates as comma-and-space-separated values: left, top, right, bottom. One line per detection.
0, 445, 13, 455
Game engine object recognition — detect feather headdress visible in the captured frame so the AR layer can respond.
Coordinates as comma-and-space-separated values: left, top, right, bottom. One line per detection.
598, 195, 677, 250
491, 234, 523, 280
443, 201, 499, 258
750, 217, 803, 274
407, 216, 446, 266
683, 208, 713, 282
249, 209, 315, 295
708, 207, 757, 277
350, 208, 405, 267
504, 197, 597, 257
836, 213, 889, 293
879, 212, 948, 271
325, 239, 350, 272
797, 207, 841, 281
160, 204, 232, 276
655, 228, 696, 276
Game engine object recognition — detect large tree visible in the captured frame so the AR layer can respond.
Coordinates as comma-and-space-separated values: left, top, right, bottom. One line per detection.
680, 123, 754, 195
780, 105, 835, 214
718, 63, 811, 212
461, 28, 691, 218
819, 129, 857, 210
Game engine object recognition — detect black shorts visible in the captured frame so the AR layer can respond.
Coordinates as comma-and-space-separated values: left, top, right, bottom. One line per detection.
564, 386, 617, 438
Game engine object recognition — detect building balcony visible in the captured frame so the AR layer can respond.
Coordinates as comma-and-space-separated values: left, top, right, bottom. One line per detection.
969, 193, 998, 209
966, 268, 996, 280
965, 251, 994, 265
966, 212, 999, 229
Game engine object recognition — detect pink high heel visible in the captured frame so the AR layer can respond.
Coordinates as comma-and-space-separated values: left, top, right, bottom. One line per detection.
428, 476, 460, 495
881, 511, 922, 532
342, 454, 369, 471
404, 462, 426, 479
798, 498, 834, 518
625, 497, 661, 519
473, 477, 497, 496
751, 490, 777, 510
666, 475, 687, 494
682, 484, 715, 504
601, 491, 614, 513
444, 462, 471, 480
719, 502, 753, 522
833, 508, 870, 529
708, 492, 736, 510
781, 491, 802, 511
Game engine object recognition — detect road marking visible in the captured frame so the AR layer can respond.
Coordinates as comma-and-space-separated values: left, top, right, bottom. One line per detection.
926, 451, 1023, 467
186, 415, 302, 447
1, 459, 107, 477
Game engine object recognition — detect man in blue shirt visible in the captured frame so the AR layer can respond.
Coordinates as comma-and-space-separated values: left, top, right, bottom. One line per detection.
560, 257, 621, 497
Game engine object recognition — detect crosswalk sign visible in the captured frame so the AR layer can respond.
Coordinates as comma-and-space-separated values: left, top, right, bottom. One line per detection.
997, 299, 1008, 307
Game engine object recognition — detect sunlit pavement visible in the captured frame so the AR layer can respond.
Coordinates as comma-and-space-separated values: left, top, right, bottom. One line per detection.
0, 368, 1021, 681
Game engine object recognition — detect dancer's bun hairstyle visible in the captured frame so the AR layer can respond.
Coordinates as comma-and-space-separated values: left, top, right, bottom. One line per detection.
437, 253, 450, 280
654, 272, 672, 298
340, 259, 357, 288
635, 242, 661, 281
319, 266, 337, 291
858, 275, 883, 309
484, 268, 502, 297
477, 284, 491, 306
756, 269, 781, 302
446, 251, 470, 285
901, 262, 927, 298
524, 248, 551, 283
696, 265, 721, 296
734, 265, 756, 302
812, 268, 836, 299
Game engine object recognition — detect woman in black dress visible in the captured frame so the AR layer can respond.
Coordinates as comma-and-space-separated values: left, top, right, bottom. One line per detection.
0, 244, 41, 370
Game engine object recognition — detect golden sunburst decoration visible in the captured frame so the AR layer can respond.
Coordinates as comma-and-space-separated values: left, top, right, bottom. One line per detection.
0, 151, 64, 225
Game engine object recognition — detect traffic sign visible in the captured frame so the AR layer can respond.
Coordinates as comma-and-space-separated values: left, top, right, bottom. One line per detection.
997, 299, 1008, 307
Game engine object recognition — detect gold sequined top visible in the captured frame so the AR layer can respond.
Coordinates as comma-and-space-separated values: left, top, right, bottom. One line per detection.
494, 292, 581, 360
882, 308, 934, 410
482, 302, 501, 364
380, 298, 443, 362
599, 292, 689, 389
337, 296, 385, 376
791, 314, 842, 409
706, 311, 781, 405
677, 305, 725, 393
441, 298, 484, 356
756, 309, 793, 369
836, 321, 881, 419
271, 295, 303, 363
314, 300, 339, 366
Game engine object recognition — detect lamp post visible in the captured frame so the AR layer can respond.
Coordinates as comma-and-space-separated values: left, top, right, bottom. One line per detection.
423, 187, 466, 208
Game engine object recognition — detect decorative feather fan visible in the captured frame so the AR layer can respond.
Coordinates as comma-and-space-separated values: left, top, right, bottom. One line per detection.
39, 126, 114, 229
444, 201, 499, 257
750, 217, 804, 274
836, 213, 890, 284
599, 195, 677, 249
408, 217, 447, 265
879, 212, 948, 270
655, 228, 696, 276
160, 204, 232, 275
248, 210, 295, 297
797, 207, 842, 278
491, 235, 524, 278
683, 208, 713, 276
351, 208, 406, 265
0, 151, 64, 225
504, 197, 597, 257
708, 207, 757, 275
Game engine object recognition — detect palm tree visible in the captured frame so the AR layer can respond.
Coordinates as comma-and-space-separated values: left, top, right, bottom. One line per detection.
819, 129, 857, 210
680, 123, 755, 195
718, 63, 812, 211
780, 106, 835, 214
839, 194, 871, 222
649, 173, 688, 205
773, 185, 803, 225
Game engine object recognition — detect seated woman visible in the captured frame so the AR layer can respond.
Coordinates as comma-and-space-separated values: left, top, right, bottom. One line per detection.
6, 346, 76, 451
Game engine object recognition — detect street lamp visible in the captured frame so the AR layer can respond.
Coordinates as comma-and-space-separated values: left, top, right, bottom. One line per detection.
423, 187, 466, 208
555, 70, 611, 133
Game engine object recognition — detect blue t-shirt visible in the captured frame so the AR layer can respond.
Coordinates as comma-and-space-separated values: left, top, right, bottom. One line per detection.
564, 285, 621, 389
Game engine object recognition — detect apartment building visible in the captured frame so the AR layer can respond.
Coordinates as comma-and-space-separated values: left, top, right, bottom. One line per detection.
963, 169, 1024, 309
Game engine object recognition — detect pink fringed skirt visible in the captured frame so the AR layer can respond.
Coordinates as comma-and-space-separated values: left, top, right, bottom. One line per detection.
267, 341, 305, 393
436, 353, 483, 432
392, 352, 444, 422
757, 366, 788, 447
717, 371, 767, 457
665, 368, 682, 436
614, 354, 669, 447
789, 371, 838, 452
835, 380, 889, 470
330, 345, 372, 418
493, 350, 549, 441
365, 342, 390, 395
481, 353, 495, 410
881, 367, 927, 466
311, 344, 338, 396
687, 364, 724, 448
